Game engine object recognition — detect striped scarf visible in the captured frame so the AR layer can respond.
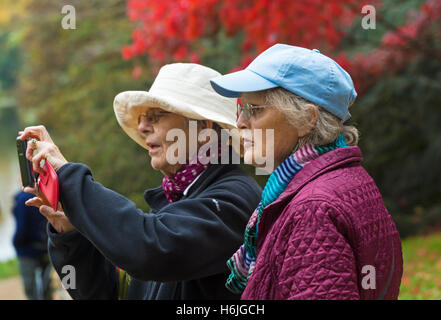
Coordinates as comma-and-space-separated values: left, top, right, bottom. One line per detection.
225, 134, 348, 294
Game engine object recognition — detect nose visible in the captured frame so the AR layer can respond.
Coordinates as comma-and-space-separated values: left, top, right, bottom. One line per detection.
137, 117, 153, 134
236, 111, 250, 130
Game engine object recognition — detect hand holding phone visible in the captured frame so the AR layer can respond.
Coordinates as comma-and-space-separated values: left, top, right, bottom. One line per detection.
17, 136, 59, 211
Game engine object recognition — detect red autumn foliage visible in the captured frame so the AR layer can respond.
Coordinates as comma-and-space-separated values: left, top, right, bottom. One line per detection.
123, 0, 441, 95
347, 0, 441, 94
123, 0, 371, 62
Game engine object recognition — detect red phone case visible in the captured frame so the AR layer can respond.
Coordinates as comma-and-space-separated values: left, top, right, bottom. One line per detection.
37, 161, 59, 212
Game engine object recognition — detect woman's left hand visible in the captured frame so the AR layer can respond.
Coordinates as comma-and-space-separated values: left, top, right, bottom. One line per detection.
24, 195, 76, 234
18, 125, 68, 174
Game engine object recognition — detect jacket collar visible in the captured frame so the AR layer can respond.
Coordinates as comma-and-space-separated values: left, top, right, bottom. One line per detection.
144, 147, 241, 212
256, 146, 363, 250
143, 166, 222, 212
275, 146, 362, 206
143, 187, 167, 212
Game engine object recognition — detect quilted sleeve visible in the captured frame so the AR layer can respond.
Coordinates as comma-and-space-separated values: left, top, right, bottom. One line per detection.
275, 199, 360, 300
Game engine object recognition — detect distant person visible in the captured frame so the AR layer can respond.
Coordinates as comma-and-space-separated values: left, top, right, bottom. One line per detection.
12, 189, 53, 300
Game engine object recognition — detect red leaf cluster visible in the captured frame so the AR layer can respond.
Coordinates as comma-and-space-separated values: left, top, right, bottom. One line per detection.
122, 0, 219, 63
122, 0, 441, 96
123, 0, 372, 65
348, 0, 441, 95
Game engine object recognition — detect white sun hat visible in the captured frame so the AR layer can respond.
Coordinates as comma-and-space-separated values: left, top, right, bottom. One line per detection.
113, 63, 239, 151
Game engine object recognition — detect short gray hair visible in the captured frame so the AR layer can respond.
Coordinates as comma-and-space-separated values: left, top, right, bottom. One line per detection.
262, 87, 359, 147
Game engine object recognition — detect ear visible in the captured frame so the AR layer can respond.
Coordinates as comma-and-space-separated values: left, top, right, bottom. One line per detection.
297, 104, 318, 138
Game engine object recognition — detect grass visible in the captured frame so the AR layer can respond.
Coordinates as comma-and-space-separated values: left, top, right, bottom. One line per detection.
0, 259, 19, 280
399, 232, 441, 300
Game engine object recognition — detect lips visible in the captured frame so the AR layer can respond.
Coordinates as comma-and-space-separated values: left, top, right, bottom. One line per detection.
242, 138, 254, 148
146, 141, 161, 154
146, 142, 160, 148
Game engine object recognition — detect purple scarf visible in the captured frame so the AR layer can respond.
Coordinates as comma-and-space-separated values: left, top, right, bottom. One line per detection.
162, 142, 222, 202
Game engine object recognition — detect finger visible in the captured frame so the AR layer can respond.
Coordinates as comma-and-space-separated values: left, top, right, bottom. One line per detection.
26, 139, 49, 162
23, 185, 37, 195
39, 205, 55, 218
40, 205, 65, 219
31, 149, 49, 175
26, 139, 37, 161
25, 197, 44, 208
27, 140, 53, 161
19, 127, 42, 141
19, 125, 52, 143
35, 190, 51, 207
30, 142, 64, 173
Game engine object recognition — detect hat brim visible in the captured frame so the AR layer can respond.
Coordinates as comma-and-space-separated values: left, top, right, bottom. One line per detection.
113, 91, 240, 151
210, 69, 279, 98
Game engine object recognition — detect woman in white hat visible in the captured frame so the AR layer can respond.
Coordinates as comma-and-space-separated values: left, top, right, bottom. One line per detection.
19, 63, 262, 300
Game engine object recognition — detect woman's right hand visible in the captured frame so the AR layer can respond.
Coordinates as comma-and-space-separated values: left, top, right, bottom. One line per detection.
25, 195, 76, 234
18, 125, 68, 175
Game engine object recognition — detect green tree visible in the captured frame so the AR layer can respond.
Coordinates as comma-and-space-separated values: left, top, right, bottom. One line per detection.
15, 0, 162, 210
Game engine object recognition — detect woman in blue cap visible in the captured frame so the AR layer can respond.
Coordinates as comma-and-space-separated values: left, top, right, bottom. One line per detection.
211, 44, 403, 300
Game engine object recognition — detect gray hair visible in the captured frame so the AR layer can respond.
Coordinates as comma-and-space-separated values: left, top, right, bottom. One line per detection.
262, 87, 359, 147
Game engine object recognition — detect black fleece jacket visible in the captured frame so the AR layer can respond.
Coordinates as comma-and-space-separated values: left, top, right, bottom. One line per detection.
47, 161, 261, 299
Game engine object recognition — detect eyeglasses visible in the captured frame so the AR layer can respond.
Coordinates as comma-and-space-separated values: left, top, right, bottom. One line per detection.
137, 110, 170, 125
236, 98, 271, 121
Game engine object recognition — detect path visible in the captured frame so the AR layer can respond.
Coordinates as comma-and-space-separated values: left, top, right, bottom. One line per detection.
0, 277, 26, 300
0, 272, 71, 300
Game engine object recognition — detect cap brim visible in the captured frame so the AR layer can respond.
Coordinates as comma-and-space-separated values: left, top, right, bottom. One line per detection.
210, 69, 278, 98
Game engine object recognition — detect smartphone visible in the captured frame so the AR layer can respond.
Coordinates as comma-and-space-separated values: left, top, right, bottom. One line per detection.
16, 137, 35, 187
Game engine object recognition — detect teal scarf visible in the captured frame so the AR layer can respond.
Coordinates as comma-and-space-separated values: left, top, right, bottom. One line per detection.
225, 134, 348, 293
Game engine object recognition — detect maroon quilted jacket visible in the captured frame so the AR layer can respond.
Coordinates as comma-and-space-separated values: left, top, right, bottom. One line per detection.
242, 146, 403, 300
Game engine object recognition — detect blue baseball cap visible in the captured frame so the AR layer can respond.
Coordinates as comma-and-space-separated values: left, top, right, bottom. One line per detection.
210, 44, 357, 122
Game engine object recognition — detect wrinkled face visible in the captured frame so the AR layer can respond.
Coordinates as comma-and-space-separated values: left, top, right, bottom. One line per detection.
137, 108, 189, 177
237, 93, 299, 171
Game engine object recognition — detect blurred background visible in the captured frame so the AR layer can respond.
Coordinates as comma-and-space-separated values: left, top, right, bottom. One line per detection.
0, 0, 440, 299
